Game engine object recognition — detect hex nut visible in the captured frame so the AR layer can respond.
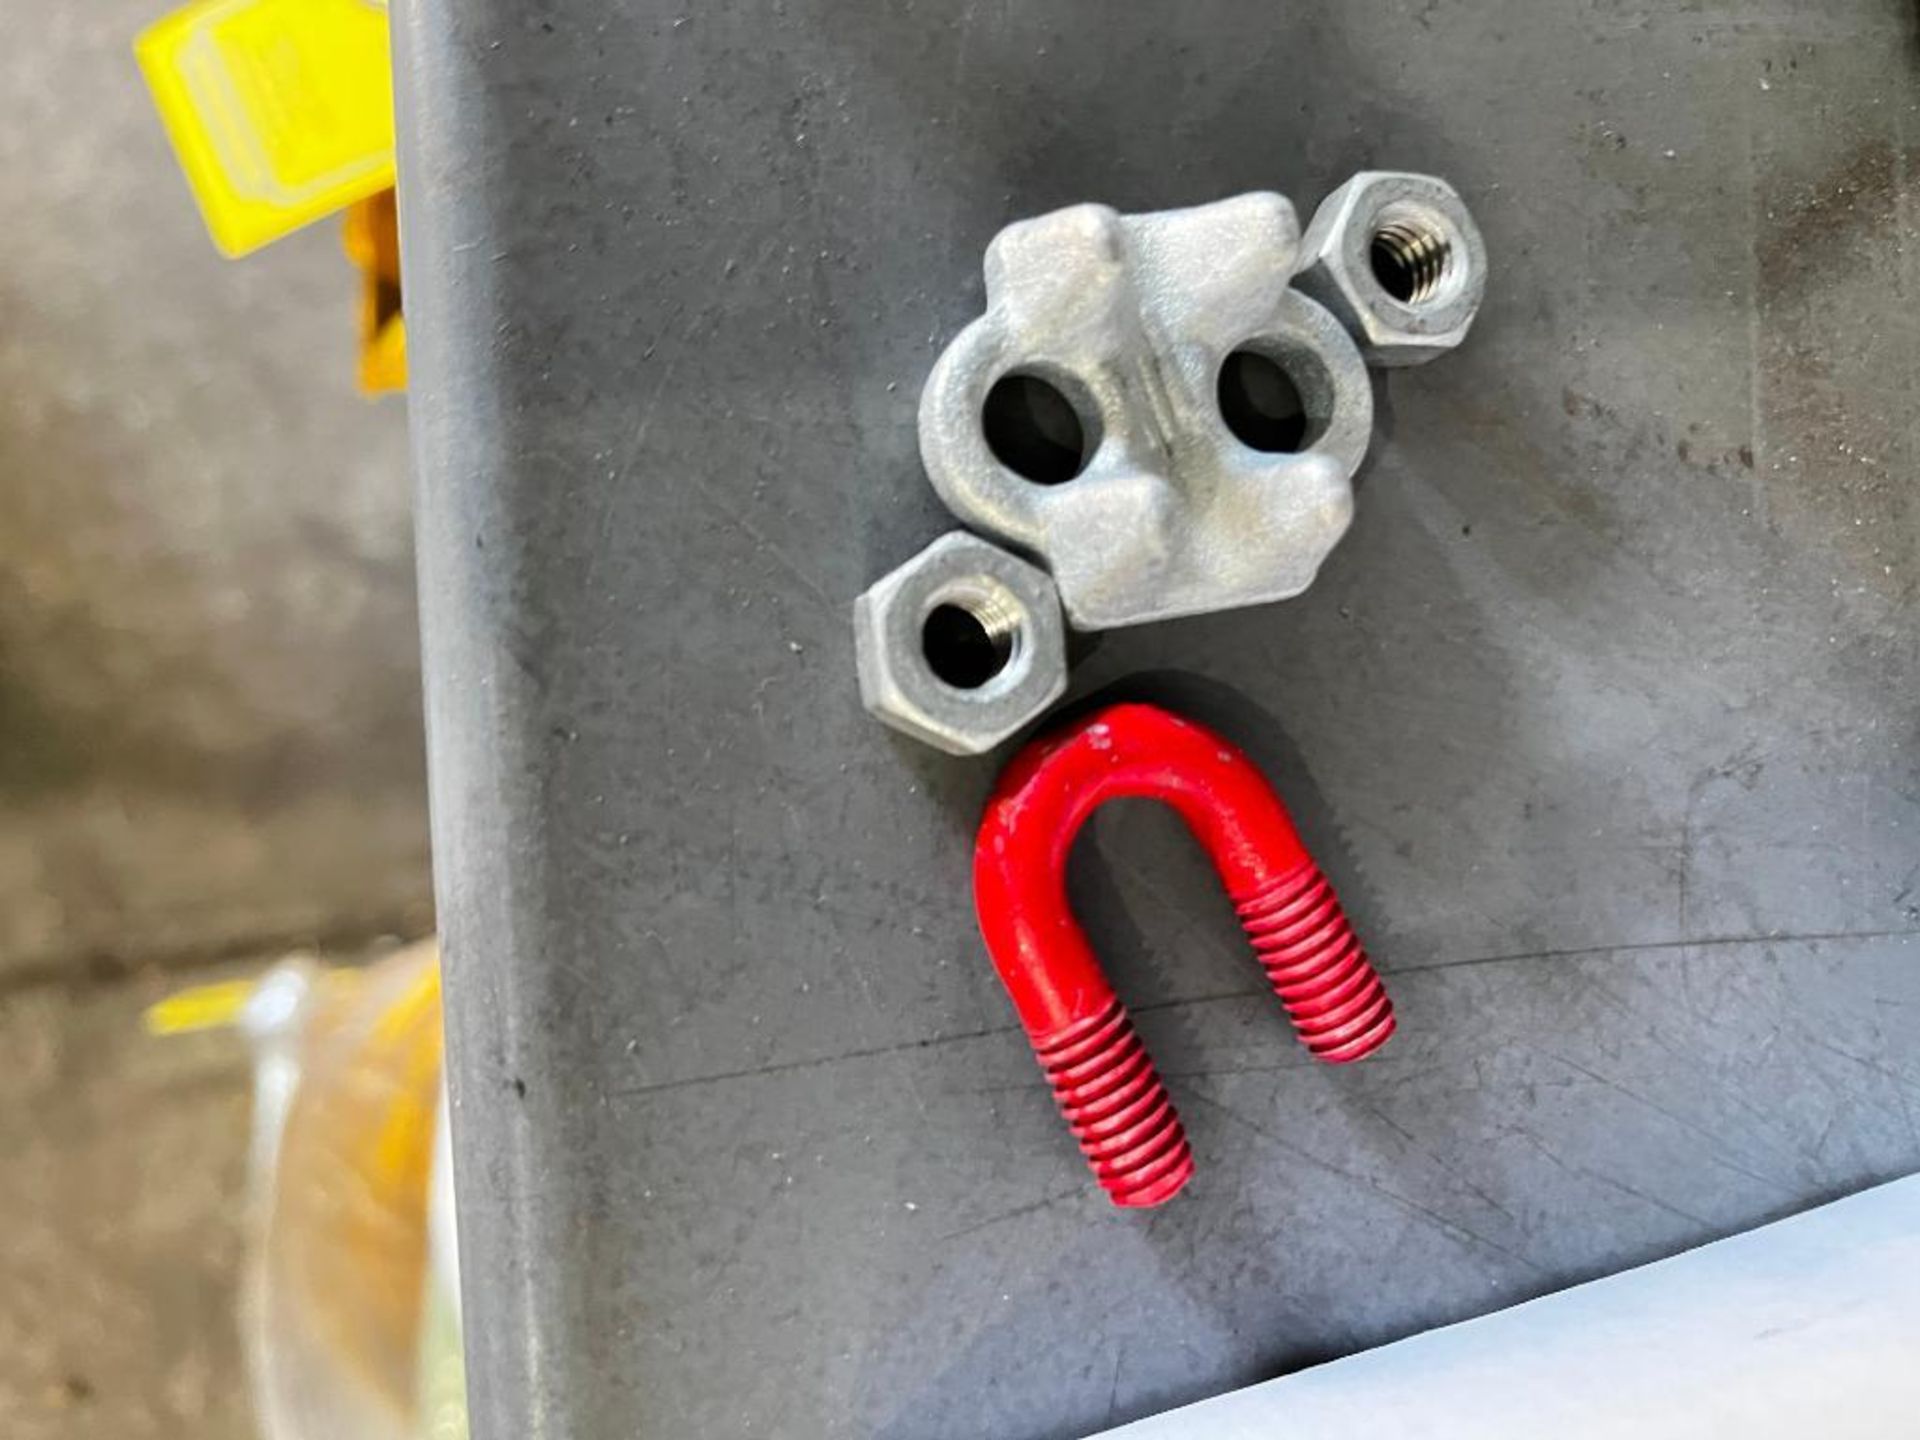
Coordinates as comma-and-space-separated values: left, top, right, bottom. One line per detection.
1295, 172, 1486, 368
854, 531, 1069, 756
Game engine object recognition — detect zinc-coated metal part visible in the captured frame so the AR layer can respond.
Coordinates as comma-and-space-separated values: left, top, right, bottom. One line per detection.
919, 192, 1374, 632
853, 531, 1069, 756
1294, 171, 1488, 368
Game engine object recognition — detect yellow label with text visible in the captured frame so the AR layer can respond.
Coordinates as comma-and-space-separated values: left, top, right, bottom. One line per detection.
137, 0, 395, 256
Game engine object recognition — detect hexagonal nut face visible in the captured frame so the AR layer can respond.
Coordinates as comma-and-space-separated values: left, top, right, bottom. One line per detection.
854, 532, 1069, 756
1295, 172, 1486, 368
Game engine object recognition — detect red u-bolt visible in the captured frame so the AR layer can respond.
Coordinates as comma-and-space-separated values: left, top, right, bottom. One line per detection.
973, 703, 1395, 1208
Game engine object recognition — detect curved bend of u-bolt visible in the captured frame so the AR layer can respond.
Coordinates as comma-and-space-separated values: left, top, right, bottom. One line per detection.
973, 702, 1395, 1208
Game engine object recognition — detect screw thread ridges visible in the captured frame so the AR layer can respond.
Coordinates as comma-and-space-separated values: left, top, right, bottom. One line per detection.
1033, 1000, 1193, 1208
1372, 219, 1452, 303
1237, 862, 1395, 1063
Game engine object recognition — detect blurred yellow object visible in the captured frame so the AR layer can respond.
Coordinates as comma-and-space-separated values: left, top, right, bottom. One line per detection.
142, 966, 368, 1036
148, 944, 454, 1438
264, 943, 443, 1429
144, 976, 264, 1035
344, 189, 408, 392
136, 0, 396, 257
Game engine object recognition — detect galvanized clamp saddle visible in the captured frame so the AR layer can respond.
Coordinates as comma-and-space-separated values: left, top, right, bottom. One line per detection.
857, 172, 1487, 754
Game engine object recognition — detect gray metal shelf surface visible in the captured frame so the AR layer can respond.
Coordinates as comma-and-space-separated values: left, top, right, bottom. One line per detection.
393, 2, 1920, 1435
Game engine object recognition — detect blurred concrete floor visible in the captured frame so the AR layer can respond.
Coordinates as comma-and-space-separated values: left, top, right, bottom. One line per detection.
0, 5, 432, 1438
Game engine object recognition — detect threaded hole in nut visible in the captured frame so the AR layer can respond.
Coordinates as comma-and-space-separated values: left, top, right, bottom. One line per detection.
1369, 218, 1452, 304
1217, 348, 1330, 453
982, 374, 1091, 484
923, 596, 1021, 690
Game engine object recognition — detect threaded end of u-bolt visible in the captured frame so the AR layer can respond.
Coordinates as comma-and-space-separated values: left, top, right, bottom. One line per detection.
1237, 862, 1395, 1064
1032, 1000, 1193, 1209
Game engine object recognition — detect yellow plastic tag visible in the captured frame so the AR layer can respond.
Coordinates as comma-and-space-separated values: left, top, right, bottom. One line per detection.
136, 0, 395, 257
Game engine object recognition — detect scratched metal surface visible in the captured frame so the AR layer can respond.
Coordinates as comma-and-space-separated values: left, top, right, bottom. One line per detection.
392, 2, 1920, 1436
